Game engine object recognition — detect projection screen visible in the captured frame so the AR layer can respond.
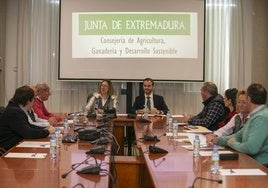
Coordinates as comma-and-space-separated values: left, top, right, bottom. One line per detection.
59, 0, 205, 81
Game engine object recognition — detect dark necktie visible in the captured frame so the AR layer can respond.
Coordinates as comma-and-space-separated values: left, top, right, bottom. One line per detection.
146, 96, 151, 110
28, 110, 36, 122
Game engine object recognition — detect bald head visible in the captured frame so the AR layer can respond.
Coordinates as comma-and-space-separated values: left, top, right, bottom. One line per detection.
36, 82, 49, 92
35, 82, 51, 101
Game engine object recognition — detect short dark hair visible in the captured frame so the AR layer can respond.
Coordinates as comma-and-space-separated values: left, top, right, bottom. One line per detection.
10, 85, 35, 106
247, 83, 267, 104
143, 78, 154, 86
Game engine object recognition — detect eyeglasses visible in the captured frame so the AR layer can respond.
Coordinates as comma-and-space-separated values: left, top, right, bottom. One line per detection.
101, 84, 109, 88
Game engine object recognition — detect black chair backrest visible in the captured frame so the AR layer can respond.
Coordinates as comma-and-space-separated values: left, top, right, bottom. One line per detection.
86, 93, 94, 103
0, 106, 5, 116
0, 147, 6, 156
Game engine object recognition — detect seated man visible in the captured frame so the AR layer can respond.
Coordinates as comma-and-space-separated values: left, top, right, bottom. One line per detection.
33, 82, 63, 125
0, 85, 55, 151
206, 90, 249, 143
132, 78, 169, 115
213, 83, 268, 165
28, 108, 50, 128
27, 85, 50, 128
185, 82, 226, 131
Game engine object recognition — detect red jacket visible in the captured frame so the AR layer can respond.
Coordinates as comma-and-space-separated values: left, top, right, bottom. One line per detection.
33, 97, 62, 122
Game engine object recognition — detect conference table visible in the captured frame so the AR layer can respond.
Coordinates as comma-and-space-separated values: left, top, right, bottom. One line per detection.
133, 116, 268, 188
1, 115, 268, 188
0, 122, 111, 188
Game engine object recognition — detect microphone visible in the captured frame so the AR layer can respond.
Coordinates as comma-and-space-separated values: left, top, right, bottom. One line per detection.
144, 135, 158, 141
86, 145, 106, 155
189, 177, 223, 188
76, 156, 101, 174
149, 133, 168, 154
91, 130, 111, 145
61, 157, 91, 178
144, 132, 167, 141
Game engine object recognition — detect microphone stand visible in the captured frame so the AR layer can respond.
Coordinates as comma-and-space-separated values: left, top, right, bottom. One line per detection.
61, 157, 91, 178
149, 133, 168, 154
189, 177, 223, 188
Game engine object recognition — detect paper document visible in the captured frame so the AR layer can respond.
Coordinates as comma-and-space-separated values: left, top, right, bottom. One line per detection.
181, 145, 225, 151
166, 132, 189, 137
174, 138, 190, 143
16, 141, 50, 148
183, 126, 212, 133
177, 122, 188, 126
117, 113, 128, 116
187, 133, 207, 145
219, 169, 267, 176
199, 150, 231, 156
5, 152, 47, 159
172, 114, 184, 118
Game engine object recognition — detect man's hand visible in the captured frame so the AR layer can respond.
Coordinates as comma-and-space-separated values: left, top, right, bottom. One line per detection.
150, 107, 159, 114
48, 117, 57, 126
182, 114, 191, 123
96, 109, 104, 114
227, 138, 237, 146
46, 126, 55, 134
206, 134, 218, 145
60, 113, 67, 120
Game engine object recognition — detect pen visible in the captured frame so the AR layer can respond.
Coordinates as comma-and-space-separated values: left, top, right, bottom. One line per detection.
40, 143, 50, 147
209, 141, 217, 146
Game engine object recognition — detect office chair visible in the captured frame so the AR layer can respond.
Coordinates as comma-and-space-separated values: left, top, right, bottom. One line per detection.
0, 106, 5, 116
0, 147, 5, 157
86, 93, 94, 103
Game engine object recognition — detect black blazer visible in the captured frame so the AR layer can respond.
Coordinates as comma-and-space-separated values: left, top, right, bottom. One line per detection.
0, 102, 50, 151
132, 94, 169, 114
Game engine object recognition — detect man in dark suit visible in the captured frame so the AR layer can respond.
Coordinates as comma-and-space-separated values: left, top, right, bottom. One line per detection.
0, 85, 55, 151
132, 78, 169, 114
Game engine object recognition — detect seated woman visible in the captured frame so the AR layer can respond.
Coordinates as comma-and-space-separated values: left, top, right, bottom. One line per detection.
218, 88, 238, 128
0, 85, 55, 151
206, 90, 249, 144
85, 80, 118, 116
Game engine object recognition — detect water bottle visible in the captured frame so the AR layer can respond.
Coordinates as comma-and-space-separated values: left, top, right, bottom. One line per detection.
168, 116, 173, 133
193, 134, 200, 158
82, 106, 88, 123
210, 145, 219, 174
55, 128, 62, 148
172, 121, 178, 139
143, 106, 149, 119
63, 118, 69, 135
50, 134, 57, 158
166, 111, 171, 125
73, 112, 78, 125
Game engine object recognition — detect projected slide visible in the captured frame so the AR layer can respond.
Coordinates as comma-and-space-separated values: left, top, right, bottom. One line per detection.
59, 0, 205, 81
72, 12, 197, 58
